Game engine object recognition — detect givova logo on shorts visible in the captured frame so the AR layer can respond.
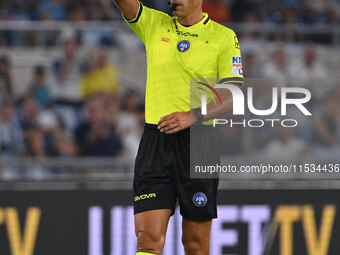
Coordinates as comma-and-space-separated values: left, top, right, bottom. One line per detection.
192, 192, 208, 207
134, 193, 156, 202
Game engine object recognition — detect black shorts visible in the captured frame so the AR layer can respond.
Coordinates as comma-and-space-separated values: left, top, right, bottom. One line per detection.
133, 123, 219, 221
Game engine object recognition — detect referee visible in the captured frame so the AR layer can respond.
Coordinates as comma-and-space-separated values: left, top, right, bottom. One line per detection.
112, 0, 244, 254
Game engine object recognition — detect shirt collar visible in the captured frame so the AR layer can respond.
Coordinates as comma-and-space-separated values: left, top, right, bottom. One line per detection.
173, 13, 210, 30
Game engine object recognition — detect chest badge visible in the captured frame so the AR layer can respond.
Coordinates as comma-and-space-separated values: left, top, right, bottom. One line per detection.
192, 192, 207, 207
177, 40, 190, 52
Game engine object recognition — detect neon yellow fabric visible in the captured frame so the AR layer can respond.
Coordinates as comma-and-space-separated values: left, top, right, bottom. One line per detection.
80, 64, 119, 99
136, 253, 157, 255
125, 3, 243, 124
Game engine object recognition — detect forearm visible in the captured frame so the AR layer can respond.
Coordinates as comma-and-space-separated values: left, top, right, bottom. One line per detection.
158, 87, 234, 134
192, 87, 234, 123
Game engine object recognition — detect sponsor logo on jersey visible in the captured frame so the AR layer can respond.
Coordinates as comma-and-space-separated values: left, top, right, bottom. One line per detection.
134, 193, 156, 202
176, 30, 198, 37
177, 40, 190, 52
162, 37, 170, 42
232, 56, 243, 76
192, 192, 208, 207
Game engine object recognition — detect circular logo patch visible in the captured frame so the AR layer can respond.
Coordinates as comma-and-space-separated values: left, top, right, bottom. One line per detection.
192, 192, 208, 207
177, 40, 190, 52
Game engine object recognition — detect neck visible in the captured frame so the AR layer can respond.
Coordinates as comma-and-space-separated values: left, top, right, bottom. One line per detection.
177, 9, 204, 26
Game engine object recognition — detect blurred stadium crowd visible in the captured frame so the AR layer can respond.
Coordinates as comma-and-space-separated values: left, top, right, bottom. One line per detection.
0, 40, 146, 161
1, 0, 340, 47
221, 45, 340, 160
1, 41, 340, 163
0, 0, 340, 171
1, 0, 340, 24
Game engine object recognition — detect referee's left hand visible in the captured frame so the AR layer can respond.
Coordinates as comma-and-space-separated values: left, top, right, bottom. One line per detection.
157, 111, 195, 134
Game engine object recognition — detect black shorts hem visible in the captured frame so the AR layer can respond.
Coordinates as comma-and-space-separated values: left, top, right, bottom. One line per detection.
181, 214, 217, 221
134, 206, 176, 216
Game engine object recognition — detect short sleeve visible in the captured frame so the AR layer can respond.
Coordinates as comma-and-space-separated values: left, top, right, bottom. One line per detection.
217, 31, 244, 87
123, 2, 165, 45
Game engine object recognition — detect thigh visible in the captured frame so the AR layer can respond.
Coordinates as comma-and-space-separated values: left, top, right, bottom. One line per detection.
135, 209, 172, 236
135, 209, 172, 253
182, 218, 212, 254
134, 125, 177, 215
182, 218, 212, 238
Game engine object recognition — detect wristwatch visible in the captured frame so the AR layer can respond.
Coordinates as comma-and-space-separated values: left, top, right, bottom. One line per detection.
192, 108, 204, 123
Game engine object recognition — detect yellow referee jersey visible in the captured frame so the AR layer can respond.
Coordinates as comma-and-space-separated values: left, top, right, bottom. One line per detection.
124, 3, 244, 124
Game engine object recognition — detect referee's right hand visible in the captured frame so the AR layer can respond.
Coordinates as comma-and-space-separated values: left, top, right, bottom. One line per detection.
157, 111, 195, 134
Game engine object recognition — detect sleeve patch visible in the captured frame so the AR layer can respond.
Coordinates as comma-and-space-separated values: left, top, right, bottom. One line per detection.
232, 56, 243, 76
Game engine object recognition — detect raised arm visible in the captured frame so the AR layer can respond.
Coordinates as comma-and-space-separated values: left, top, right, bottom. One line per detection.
112, 0, 139, 20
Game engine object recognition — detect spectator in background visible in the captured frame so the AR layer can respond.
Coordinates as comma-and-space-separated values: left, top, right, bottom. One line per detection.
263, 49, 289, 88
263, 126, 309, 160
231, 0, 260, 22
80, 46, 120, 99
134, 103, 145, 131
0, 100, 26, 180
314, 96, 340, 148
304, 0, 339, 24
50, 38, 83, 135
65, 4, 87, 21
0, 100, 25, 156
74, 95, 122, 156
28, 65, 51, 108
333, 83, 340, 110
117, 90, 144, 159
243, 52, 262, 78
0, 55, 13, 103
242, 80, 279, 154
16, 1, 37, 20
121, 89, 143, 113
20, 97, 76, 157
20, 98, 45, 157
218, 124, 244, 156
38, 0, 65, 20
202, 0, 231, 23
328, 8, 340, 23
288, 45, 330, 100
37, 109, 77, 157
81, 0, 120, 20
51, 38, 81, 101
0, 2, 11, 20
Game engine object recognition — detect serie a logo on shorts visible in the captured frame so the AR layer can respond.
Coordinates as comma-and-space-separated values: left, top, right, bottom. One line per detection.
177, 40, 190, 52
192, 192, 207, 207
